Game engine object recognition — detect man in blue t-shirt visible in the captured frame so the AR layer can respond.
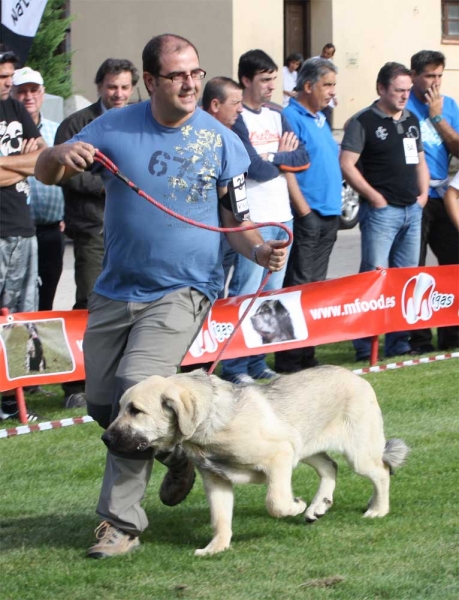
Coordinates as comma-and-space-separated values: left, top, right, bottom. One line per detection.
36, 34, 288, 559
407, 50, 459, 353
274, 57, 342, 373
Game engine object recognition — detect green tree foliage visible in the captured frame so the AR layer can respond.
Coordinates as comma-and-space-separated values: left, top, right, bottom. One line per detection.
27, 0, 73, 98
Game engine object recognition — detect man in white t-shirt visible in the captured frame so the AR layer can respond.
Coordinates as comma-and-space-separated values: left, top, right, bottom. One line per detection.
220, 49, 310, 385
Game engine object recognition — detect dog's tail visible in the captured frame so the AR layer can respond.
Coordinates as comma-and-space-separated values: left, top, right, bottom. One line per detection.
383, 438, 410, 474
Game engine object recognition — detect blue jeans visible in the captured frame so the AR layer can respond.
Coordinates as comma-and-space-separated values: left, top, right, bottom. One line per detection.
0, 235, 38, 313
353, 201, 422, 359
221, 220, 293, 379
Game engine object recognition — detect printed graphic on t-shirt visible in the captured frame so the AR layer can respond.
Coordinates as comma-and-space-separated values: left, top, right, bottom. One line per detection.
375, 126, 388, 141
148, 126, 222, 204
0, 119, 30, 197
419, 118, 442, 147
0, 119, 23, 156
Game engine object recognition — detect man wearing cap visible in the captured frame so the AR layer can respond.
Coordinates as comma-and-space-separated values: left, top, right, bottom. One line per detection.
0, 48, 47, 422
12, 67, 65, 312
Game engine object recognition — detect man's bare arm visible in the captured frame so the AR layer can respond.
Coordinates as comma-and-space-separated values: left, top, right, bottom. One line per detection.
218, 186, 288, 272
415, 151, 430, 207
0, 137, 46, 186
444, 184, 459, 231
285, 172, 311, 217
340, 149, 387, 208
426, 87, 459, 158
35, 142, 97, 185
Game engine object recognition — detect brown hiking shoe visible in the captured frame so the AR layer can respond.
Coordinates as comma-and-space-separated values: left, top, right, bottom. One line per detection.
159, 459, 196, 506
87, 521, 140, 559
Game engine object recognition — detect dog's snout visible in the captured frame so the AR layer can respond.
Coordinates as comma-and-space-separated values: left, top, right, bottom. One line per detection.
101, 430, 113, 448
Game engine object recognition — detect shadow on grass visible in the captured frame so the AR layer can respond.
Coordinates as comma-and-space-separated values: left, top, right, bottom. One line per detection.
0, 502, 285, 552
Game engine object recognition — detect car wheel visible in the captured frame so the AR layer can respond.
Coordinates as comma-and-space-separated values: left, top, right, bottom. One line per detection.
340, 180, 359, 229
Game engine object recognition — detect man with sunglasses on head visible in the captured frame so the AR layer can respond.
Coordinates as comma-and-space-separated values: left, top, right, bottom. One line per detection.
0, 49, 47, 423
36, 33, 288, 559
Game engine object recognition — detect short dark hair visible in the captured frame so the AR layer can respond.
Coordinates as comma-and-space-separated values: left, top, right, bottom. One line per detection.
285, 53, 303, 67
94, 58, 139, 86
238, 49, 277, 84
0, 45, 19, 65
322, 43, 336, 54
202, 77, 242, 111
376, 62, 411, 92
296, 58, 337, 91
142, 34, 199, 77
410, 50, 445, 75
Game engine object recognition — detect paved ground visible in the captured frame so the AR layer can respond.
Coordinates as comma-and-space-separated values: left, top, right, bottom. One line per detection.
53, 229, 435, 311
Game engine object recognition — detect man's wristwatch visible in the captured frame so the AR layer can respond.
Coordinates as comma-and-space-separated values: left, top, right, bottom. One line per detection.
267, 152, 275, 163
430, 114, 443, 124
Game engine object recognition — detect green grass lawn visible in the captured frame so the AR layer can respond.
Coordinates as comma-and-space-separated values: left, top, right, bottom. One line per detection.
1, 342, 458, 600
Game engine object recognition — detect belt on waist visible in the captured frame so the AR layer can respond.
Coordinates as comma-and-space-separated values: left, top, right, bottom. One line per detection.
35, 222, 61, 231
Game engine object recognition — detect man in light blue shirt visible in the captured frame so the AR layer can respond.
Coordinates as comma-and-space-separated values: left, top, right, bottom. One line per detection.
407, 50, 459, 353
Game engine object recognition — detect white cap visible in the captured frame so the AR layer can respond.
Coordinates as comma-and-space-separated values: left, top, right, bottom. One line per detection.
12, 67, 44, 87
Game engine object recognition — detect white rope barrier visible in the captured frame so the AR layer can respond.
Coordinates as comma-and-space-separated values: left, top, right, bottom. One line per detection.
1, 352, 458, 439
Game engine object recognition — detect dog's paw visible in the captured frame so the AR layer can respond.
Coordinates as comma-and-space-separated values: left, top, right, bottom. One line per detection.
194, 542, 230, 557
363, 507, 389, 518
292, 497, 307, 515
304, 497, 333, 522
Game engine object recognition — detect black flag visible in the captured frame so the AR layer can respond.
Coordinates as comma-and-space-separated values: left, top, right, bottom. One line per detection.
0, 0, 49, 67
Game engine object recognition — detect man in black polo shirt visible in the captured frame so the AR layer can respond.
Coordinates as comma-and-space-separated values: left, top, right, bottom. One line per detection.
340, 62, 430, 361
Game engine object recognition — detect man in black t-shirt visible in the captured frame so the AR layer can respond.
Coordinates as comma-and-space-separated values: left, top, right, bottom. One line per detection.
340, 62, 430, 362
0, 48, 46, 421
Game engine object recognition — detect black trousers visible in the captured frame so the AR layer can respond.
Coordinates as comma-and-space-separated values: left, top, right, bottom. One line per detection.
66, 228, 105, 310
36, 222, 65, 311
62, 228, 105, 398
410, 197, 459, 351
275, 211, 339, 373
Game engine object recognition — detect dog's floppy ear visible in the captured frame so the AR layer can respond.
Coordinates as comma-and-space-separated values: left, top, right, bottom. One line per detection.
161, 384, 197, 438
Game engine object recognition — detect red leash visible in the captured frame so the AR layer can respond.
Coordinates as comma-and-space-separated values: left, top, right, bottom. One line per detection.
94, 150, 293, 373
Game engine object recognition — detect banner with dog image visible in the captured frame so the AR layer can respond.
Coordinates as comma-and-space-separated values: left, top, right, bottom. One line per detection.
0, 266, 457, 389
184, 265, 459, 364
0, 310, 85, 391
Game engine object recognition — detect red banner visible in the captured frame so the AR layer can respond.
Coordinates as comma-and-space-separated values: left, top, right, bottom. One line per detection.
1, 266, 457, 391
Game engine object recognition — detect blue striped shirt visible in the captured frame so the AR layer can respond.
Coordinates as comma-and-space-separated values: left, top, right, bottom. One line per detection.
28, 116, 64, 224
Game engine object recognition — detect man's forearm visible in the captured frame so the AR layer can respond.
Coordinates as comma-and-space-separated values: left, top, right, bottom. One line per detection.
432, 119, 459, 158
285, 172, 310, 216
416, 152, 430, 201
0, 147, 44, 178
341, 162, 379, 204
0, 166, 27, 187
35, 147, 68, 185
222, 216, 264, 261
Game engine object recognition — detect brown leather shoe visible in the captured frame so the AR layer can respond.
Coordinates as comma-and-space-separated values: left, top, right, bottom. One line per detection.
159, 459, 196, 506
87, 521, 140, 559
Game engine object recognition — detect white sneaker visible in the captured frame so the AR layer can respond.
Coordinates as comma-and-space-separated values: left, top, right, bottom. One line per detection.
252, 368, 279, 381
233, 374, 255, 385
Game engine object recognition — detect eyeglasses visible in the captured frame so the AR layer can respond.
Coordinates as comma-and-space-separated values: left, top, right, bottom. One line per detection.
0, 51, 18, 64
14, 86, 44, 97
157, 69, 206, 84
